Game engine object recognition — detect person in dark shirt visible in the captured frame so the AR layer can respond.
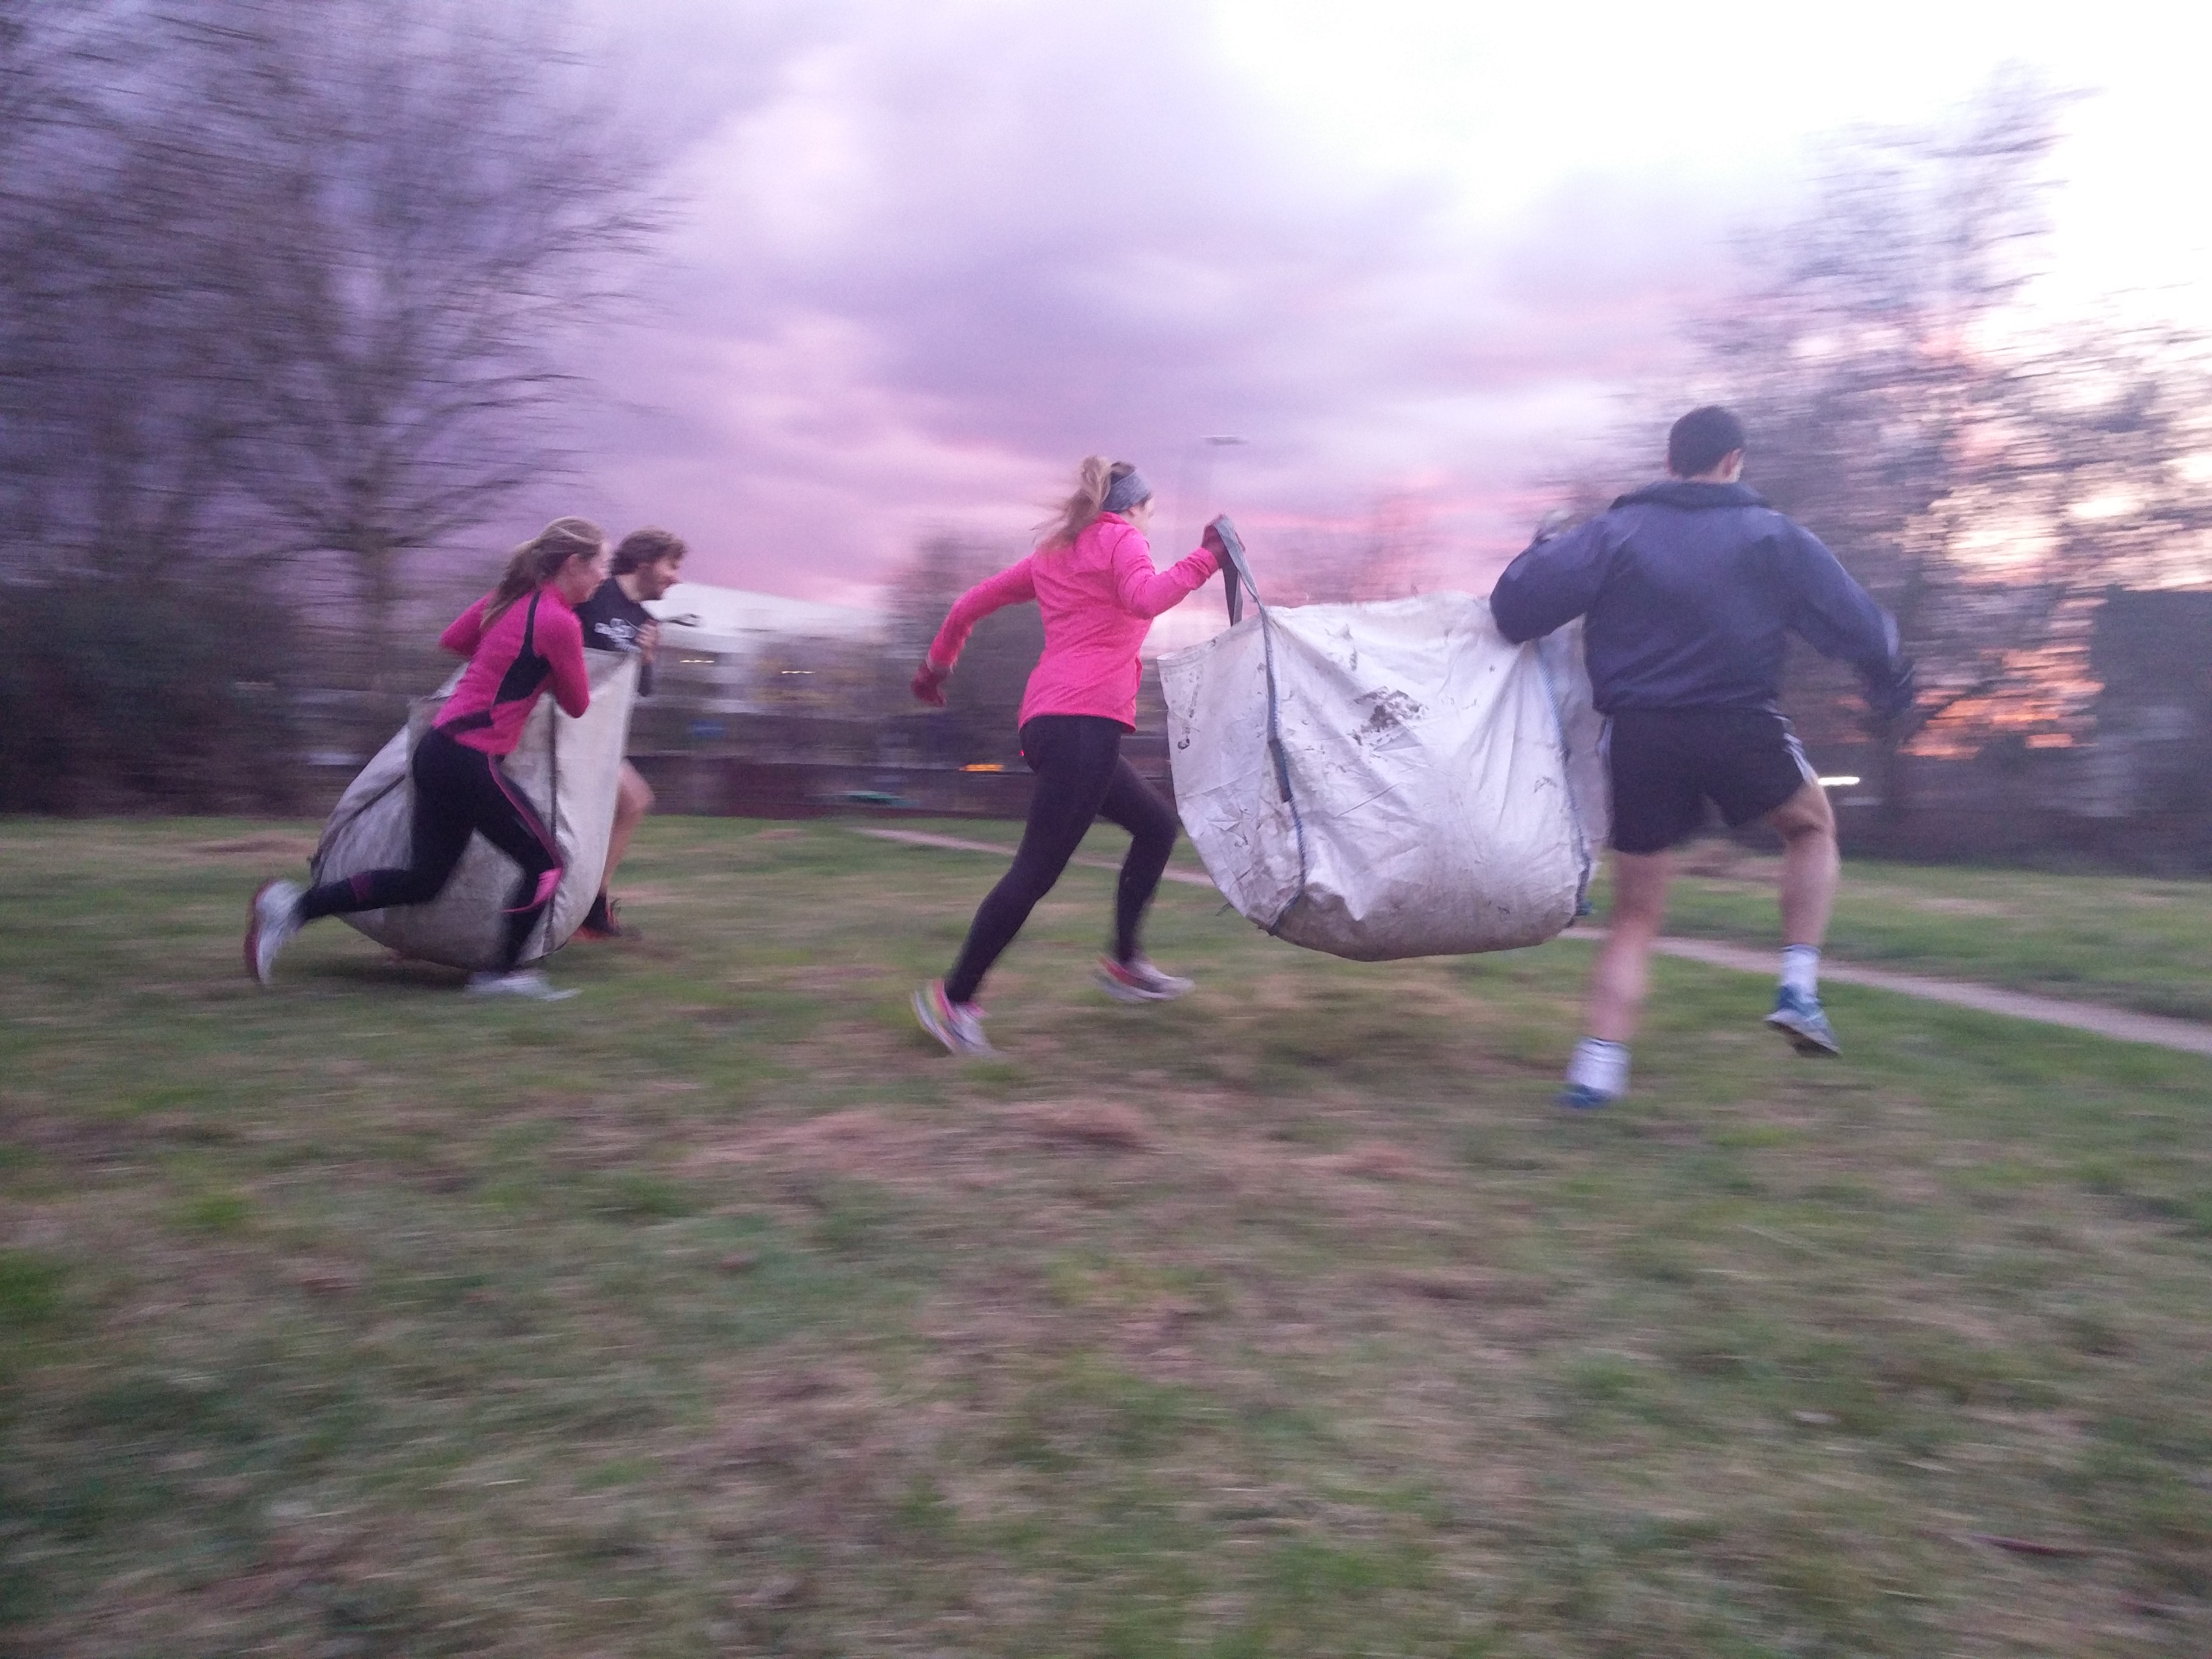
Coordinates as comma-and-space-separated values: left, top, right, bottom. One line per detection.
1491, 406, 1915, 1108
573, 527, 687, 938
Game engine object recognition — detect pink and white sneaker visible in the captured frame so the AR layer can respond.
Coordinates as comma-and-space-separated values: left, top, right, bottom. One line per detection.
1094, 956, 1195, 1003
913, 980, 994, 1055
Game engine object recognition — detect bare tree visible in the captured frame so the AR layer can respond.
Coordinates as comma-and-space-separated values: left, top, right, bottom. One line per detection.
0, 0, 666, 805
0, 0, 140, 558
5, 0, 658, 604
1679, 74, 2212, 819
175, 0, 663, 672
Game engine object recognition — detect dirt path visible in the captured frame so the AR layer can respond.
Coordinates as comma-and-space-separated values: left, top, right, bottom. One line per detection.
854, 826, 2212, 1060
1622, 933, 2212, 1058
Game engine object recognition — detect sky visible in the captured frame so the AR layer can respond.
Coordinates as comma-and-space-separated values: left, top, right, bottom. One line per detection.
531, 0, 2211, 611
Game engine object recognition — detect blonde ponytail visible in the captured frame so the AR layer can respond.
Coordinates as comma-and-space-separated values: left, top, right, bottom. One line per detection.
1036, 456, 1138, 550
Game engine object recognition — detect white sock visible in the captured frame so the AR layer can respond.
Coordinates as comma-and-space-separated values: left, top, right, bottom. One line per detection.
1781, 944, 1820, 999
1565, 1037, 1629, 1099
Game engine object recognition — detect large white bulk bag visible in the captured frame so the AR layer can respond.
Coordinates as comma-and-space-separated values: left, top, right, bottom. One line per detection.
1159, 592, 1606, 961
309, 649, 639, 969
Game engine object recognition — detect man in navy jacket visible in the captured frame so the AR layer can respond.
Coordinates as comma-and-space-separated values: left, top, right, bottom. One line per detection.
1492, 406, 1914, 1108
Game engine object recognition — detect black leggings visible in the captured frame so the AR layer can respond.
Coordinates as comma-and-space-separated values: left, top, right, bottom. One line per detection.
300, 726, 562, 971
943, 715, 1178, 1004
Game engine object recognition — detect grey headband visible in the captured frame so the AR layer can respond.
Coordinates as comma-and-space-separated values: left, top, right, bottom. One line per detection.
1101, 468, 1151, 514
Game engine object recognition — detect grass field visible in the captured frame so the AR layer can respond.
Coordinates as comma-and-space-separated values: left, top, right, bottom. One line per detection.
868, 822, 2212, 1024
5, 817, 2212, 1657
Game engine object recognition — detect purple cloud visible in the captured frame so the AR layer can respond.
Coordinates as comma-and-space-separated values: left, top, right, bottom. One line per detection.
535, 0, 1741, 603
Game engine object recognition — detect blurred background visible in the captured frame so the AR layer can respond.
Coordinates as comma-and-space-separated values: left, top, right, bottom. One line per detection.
3, 0, 2209, 863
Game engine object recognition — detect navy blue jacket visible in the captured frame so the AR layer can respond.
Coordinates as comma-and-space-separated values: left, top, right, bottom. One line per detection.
1491, 481, 1904, 714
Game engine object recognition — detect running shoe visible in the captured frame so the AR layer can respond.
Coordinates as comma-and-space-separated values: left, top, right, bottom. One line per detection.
1765, 986, 1840, 1057
913, 980, 994, 1055
244, 879, 304, 986
575, 894, 629, 940
465, 969, 579, 1002
1094, 955, 1195, 1003
1555, 1082, 1616, 1111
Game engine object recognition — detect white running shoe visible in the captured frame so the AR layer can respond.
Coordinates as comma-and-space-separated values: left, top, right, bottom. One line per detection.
1095, 955, 1195, 1003
913, 980, 994, 1055
1765, 986, 1840, 1057
244, 879, 304, 986
465, 969, 579, 1002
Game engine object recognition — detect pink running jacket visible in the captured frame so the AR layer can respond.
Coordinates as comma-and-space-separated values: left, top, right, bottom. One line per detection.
927, 513, 1219, 731
433, 585, 591, 757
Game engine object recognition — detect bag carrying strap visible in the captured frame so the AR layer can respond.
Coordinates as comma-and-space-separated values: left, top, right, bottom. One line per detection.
1211, 514, 1261, 627
1211, 522, 1313, 932
1255, 601, 1313, 936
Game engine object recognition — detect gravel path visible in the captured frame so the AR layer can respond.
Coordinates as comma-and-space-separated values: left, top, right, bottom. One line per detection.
854, 826, 2212, 1060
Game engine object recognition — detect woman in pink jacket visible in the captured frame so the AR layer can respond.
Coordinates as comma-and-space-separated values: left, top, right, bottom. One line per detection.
911, 457, 1222, 1054
244, 518, 609, 1001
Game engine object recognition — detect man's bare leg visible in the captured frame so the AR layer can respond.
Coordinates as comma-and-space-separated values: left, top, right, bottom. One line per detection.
1769, 778, 1838, 946
1587, 850, 1674, 1042
1561, 848, 1673, 1105
602, 762, 652, 895
583, 762, 653, 935
1763, 778, 1841, 1053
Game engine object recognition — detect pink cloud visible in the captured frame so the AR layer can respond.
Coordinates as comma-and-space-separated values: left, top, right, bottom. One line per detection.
517, 1, 1742, 604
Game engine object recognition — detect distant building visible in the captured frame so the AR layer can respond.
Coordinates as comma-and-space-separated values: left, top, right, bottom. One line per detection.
646, 582, 875, 720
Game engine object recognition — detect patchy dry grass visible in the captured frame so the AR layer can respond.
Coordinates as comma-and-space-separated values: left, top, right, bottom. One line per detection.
4, 817, 2212, 1655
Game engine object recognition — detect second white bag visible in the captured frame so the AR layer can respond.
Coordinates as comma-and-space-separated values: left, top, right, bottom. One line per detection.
1159, 592, 1606, 961
309, 649, 639, 970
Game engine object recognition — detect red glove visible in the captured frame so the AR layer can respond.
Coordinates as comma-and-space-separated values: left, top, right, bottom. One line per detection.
911, 660, 949, 707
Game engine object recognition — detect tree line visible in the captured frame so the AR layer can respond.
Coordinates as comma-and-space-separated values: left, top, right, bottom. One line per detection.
0, 0, 656, 809
7, 34, 2202, 849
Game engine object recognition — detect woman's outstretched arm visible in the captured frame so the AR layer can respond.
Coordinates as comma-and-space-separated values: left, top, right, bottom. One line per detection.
1106, 522, 1219, 617
926, 556, 1039, 671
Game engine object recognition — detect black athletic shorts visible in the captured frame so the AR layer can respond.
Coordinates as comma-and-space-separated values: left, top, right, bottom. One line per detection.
1605, 708, 1815, 856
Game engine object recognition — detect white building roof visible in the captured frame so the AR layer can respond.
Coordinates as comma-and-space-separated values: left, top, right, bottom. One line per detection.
647, 582, 873, 653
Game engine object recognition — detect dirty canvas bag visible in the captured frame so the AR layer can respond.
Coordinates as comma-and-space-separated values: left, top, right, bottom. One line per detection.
1159, 524, 1606, 961
309, 649, 639, 969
